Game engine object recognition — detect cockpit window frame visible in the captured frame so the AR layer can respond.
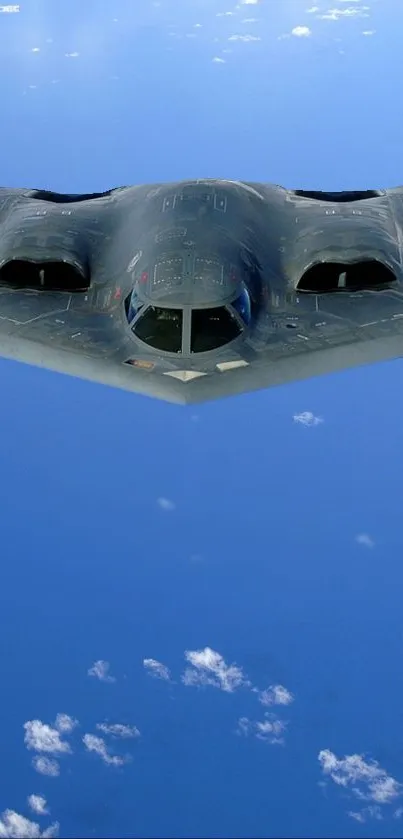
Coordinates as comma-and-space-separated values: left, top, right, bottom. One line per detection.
190, 303, 244, 355
131, 304, 185, 355
127, 288, 250, 357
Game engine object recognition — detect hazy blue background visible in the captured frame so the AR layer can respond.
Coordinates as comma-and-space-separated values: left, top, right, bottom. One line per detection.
1, 1, 403, 837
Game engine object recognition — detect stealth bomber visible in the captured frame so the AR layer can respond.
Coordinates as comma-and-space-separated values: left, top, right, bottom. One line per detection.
0, 179, 402, 403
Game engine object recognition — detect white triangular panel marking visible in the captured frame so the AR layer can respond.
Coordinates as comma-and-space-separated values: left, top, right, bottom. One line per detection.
163, 370, 207, 382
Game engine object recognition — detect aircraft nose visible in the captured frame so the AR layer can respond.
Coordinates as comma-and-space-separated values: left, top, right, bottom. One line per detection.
138, 253, 240, 306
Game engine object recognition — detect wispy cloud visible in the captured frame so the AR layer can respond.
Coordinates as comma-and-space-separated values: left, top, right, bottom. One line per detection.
291, 25, 312, 36
305, 5, 320, 11
143, 658, 172, 681
293, 411, 323, 426
212, 56, 226, 63
0, 4, 20, 11
88, 659, 116, 683
82, 733, 128, 766
256, 684, 294, 707
316, 5, 369, 20
0, 809, 59, 838
24, 720, 72, 755
182, 647, 248, 692
157, 497, 176, 511
27, 796, 48, 816
96, 722, 140, 739
348, 805, 383, 822
318, 750, 403, 804
54, 714, 78, 734
32, 757, 60, 777
228, 33, 261, 41
355, 532, 375, 549
236, 714, 288, 745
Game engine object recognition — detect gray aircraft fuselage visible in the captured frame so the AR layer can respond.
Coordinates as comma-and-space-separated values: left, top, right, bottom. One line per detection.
0, 179, 402, 403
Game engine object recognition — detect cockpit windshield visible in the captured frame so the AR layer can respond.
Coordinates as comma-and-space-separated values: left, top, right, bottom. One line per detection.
231, 288, 252, 325
133, 306, 183, 353
127, 290, 144, 323
191, 306, 242, 353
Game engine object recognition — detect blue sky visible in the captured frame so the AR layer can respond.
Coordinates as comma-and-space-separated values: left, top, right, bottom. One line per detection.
1, 1, 403, 837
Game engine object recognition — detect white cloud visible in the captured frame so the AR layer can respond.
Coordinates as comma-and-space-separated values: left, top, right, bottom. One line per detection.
27, 797, 48, 817
362, 29, 375, 35
54, 714, 78, 734
240, 0, 259, 4
305, 5, 320, 11
31, 48, 40, 53
157, 497, 176, 511
257, 684, 294, 707
291, 25, 312, 37
64, 51, 79, 58
318, 750, 403, 804
24, 721, 71, 755
293, 411, 323, 426
82, 734, 127, 766
394, 807, 403, 819
212, 56, 226, 63
32, 757, 60, 777
355, 533, 375, 549
348, 805, 383, 822
88, 659, 116, 683
236, 714, 287, 745
96, 722, 140, 739
0, 4, 20, 11
241, 18, 258, 23
0, 810, 59, 838
143, 658, 172, 681
228, 33, 261, 41
316, 6, 369, 20
255, 716, 288, 744
216, 10, 234, 16
182, 647, 247, 692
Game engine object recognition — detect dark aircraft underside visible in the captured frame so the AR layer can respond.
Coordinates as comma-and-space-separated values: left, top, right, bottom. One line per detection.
0, 179, 402, 403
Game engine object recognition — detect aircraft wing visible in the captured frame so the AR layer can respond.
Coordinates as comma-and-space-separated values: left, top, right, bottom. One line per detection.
0, 180, 401, 404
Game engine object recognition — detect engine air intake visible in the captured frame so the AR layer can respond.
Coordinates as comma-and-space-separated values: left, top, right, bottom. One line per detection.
297, 260, 396, 293
294, 189, 381, 202
0, 259, 89, 291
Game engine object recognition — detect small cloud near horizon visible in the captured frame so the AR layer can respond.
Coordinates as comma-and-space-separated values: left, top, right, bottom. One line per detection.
293, 411, 323, 426
157, 497, 176, 511
96, 722, 140, 739
32, 756, 60, 777
0, 808, 59, 838
27, 796, 49, 816
291, 25, 312, 36
355, 532, 375, 549
236, 714, 288, 745
143, 658, 172, 681
319, 749, 403, 806
88, 660, 116, 683
82, 733, 128, 766
24, 720, 72, 755
256, 684, 294, 707
181, 647, 248, 692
